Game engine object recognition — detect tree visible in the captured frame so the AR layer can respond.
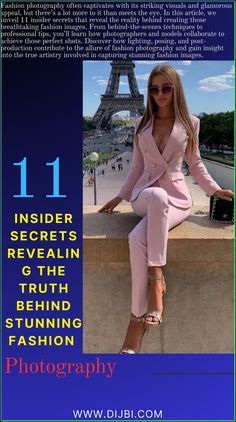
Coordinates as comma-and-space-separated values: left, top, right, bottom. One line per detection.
199, 111, 234, 152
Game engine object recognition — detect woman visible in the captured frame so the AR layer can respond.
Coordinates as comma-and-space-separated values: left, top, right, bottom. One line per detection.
98, 64, 234, 354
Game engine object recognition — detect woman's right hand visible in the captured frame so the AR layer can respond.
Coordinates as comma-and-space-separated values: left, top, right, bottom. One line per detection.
98, 196, 123, 213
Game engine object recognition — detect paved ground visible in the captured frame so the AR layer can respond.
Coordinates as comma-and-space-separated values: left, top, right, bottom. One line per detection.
83, 150, 210, 207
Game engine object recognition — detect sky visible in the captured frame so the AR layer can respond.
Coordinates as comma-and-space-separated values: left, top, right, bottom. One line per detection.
83, 60, 234, 117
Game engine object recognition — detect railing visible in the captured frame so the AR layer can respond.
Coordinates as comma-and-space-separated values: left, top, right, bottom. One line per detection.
202, 158, 234, 191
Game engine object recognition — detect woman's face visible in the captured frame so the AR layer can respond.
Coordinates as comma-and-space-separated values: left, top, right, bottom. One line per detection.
149, 74, 174, 109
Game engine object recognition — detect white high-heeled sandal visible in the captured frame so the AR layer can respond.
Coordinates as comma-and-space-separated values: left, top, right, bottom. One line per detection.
119, 348, 136, 354
144, 274, 166, 326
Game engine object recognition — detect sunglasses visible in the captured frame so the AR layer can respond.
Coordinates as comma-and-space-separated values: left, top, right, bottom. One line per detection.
149, 84, 173, 96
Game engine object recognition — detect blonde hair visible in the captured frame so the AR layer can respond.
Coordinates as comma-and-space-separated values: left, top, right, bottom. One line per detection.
136, 64, 197, 157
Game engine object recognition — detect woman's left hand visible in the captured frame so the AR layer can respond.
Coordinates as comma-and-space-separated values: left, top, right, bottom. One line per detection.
214, 189, 234, 201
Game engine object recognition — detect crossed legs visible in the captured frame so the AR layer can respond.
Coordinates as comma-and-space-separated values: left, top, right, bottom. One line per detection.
120, 187, 191, 353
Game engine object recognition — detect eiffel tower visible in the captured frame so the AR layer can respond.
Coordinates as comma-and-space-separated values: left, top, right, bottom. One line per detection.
92, 61, 145, 129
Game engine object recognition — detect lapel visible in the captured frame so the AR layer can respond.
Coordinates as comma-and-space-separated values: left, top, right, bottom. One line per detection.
140, 115, 187, 164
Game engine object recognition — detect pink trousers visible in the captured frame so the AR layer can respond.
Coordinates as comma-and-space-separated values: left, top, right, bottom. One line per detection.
129, 186, 191, 317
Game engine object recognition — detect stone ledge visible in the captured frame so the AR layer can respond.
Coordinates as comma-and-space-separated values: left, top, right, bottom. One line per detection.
83, 205, 234, 263
83, 205, 234, 353
83, 260, 234, 354
83, 205, 234, 239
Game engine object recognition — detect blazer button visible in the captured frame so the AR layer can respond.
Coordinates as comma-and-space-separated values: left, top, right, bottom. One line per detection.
152, 163, 157, 167
143, 148, 147, 153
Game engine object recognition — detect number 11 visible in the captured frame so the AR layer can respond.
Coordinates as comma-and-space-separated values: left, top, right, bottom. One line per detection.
13, 157, 66, 198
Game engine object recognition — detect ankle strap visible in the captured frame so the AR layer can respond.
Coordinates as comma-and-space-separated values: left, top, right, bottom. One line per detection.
130, 314, 145, 322
148, 274, 163, 281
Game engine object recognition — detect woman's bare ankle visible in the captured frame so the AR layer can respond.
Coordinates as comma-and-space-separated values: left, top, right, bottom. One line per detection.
121, 316, 146, 352
148, 266, 163, 278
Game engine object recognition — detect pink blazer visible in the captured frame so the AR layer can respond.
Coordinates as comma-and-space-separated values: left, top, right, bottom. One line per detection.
117, 113, 221, 208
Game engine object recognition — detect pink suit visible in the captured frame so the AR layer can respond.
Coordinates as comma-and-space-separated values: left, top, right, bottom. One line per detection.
117, 114, 221, 317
